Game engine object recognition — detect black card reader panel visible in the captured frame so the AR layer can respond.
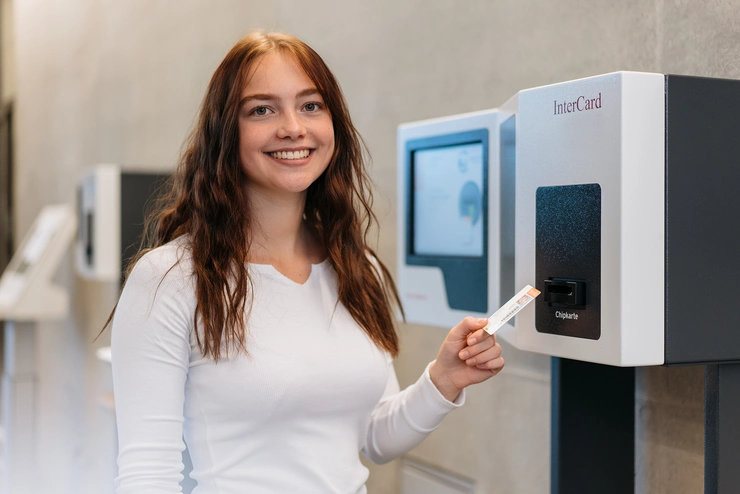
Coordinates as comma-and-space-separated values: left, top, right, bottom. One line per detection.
535, 184, 601, 340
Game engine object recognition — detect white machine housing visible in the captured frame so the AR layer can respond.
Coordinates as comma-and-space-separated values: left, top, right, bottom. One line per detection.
0, 204, 77, 320
76, 163, 121, 281
512, 71, 665, 367
397, 109, 509, 329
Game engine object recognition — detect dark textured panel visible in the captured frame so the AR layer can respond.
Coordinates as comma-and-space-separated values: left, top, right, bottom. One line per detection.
665, 75, 740, 364
536, 184, 601, 340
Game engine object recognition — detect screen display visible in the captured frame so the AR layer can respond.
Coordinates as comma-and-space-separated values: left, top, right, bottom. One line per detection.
412, 142, 484, 257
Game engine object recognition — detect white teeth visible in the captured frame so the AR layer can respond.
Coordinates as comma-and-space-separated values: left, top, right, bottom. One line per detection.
270, 149, 310, 160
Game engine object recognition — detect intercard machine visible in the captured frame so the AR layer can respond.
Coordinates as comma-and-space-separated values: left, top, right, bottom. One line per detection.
397, 109, 514, 329
510, 71, 740, 367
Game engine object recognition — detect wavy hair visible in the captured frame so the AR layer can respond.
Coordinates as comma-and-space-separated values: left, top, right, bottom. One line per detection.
109, 32, 402, 360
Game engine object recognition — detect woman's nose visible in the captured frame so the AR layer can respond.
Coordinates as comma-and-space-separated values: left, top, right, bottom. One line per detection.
277, 111, 306, 139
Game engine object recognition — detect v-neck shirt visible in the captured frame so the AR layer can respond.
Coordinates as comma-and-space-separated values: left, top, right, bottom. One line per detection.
111, 237, 464, 493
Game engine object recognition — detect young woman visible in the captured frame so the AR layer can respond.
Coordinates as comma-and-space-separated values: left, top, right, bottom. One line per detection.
111, 31, 504, 493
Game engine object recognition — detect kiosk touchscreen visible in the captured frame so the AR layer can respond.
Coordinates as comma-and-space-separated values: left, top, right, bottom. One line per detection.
512, 71, 740, 367
397, 109, 512, 329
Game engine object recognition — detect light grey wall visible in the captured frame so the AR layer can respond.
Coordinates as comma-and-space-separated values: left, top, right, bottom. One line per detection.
12, 2, 277, 493
9, 0, 740, 493
0, 0, 14, 105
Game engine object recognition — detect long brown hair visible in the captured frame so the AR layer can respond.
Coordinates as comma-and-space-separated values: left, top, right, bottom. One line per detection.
111, 32, 402, 360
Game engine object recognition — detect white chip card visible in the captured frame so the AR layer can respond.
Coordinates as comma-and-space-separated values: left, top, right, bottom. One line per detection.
484, 285, 541, 335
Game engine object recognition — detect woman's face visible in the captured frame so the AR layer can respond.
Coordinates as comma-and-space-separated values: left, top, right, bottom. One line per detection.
238, 52, 335, 200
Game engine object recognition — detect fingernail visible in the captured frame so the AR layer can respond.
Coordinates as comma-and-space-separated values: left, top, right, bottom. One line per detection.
468, 338, 477, 345
478, 318, 488, 325
460, 350, 469, 359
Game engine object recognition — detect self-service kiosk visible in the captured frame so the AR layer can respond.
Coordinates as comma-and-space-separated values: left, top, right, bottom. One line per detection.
0, 204, 77, 494
76, 164, 169, 283
511, 71, 740, 494
512, 71, 740, 368
396, 109, 512, 329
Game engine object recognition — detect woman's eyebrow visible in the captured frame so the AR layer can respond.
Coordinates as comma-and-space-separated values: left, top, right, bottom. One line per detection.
242, 93, 275, 103
296, 88, 320, 99
242, 88, 320, 104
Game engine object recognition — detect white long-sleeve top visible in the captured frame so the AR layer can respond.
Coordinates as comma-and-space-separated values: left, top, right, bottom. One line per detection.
111, 237, 464, 494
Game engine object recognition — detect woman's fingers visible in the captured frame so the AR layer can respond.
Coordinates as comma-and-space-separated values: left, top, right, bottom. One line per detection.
465, 328, 492, 347
460, 340, 501, 365
476, 356, 505, 372
459, 332, 496, 360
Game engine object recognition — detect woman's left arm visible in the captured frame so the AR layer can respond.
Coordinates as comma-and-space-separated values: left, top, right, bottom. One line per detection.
363, 317, 503, 464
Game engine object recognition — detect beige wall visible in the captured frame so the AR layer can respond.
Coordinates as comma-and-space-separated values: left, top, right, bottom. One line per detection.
8, 0, 740, 492
0, 0, 14, 104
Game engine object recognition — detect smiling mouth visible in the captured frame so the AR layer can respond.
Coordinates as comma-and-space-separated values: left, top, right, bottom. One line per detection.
268, 149, 311, 160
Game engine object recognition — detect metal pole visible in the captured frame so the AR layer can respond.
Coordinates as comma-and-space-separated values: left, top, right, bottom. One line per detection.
705, 363, 740, 493
551, 357, 635, 494
1, 320, 37, 494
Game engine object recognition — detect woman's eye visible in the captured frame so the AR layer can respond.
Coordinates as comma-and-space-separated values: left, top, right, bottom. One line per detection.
304, 102, 320, 112
251, 106, 271, 116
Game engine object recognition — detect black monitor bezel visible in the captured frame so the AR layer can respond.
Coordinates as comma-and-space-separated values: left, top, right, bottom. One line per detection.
404, 128, 489, 313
